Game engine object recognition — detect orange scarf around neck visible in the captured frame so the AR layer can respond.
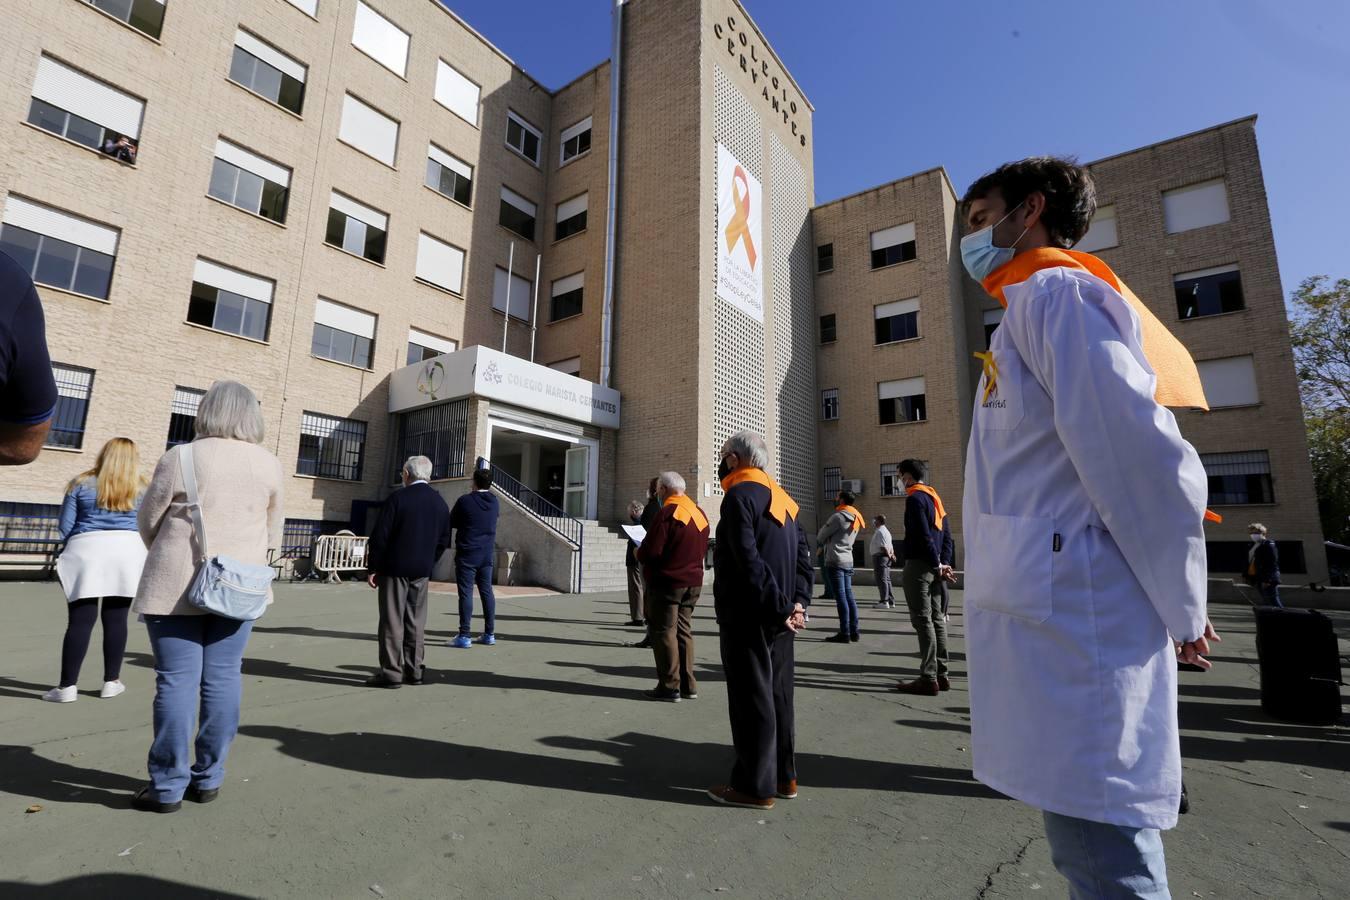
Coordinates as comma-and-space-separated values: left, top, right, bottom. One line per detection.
664, 493, 709, 532
835, 504, 863, 533
906, 484, 946, 531
721, 467, 800, 526
982, 248, 1209, 410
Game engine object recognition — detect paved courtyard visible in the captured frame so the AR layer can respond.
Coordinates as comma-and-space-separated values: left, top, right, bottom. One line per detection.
1, 581, 1346, 899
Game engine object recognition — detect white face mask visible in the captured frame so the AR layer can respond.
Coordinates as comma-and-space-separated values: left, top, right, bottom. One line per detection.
1250, 533, 1264, 543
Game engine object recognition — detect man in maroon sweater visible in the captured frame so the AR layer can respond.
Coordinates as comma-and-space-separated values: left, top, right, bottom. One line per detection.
635, 471, 710, 702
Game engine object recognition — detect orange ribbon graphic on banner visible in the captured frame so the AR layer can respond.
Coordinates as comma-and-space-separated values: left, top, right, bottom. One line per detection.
724, 165, 758, 270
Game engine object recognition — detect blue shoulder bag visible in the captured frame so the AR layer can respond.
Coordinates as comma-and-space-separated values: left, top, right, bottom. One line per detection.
180, 443, 274, 620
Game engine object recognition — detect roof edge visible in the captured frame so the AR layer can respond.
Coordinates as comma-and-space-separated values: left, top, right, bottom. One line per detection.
1087, 115, 1259, 167
814, 166, 953, 209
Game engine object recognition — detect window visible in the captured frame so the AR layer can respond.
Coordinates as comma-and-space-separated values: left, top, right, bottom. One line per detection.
499, 187, 537, 241
28, 56, 144, 161
1175, 265, 1243, 319
283, 0, 318, 15
187, 257, 273, 341
47, 364, 94, 450
819, 313, 836, 343
560, 116, 592, 164
326, 191, 388, 263
351, 1, 409, 77
555, 193, 588, 241
493, 267, 533, 321
208, 139, 290, 223
406, 328, 457, 365
823, 466, 841, 500
298, 411, 367, 481
1163, 179, 1230, 234
312, 298, 376, 369
165, 386, 205, 449
983, 308, 1004, 348
280, 518, 349, 559
426, 144, 472, 206
393, 399, 468, 483
550, 272, 584, 321
870, 222, 916, 269
816, 243, 833, 273
820, 388, 838, 421
1075, 204, 1118, 252
1201, 450, 1273, 505
505, 110, 541, 164
83, 0, 166, 39
880, 463, 902, 497
414, 232, 465, 294
548, 357, 581, 376
338, 93, 399, 166
1197, 356, 1259, 408
874, 298, 919, 344
1, 196, 119, 300
878, 376, 926, 425
229, 30, 307, 114
434, 61, 479, 125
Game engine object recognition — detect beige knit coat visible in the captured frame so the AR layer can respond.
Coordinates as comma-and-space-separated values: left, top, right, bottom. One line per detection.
133, 437, 285, 616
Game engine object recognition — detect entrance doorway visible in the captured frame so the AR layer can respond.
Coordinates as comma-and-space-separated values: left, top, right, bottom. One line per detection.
486, 421, 598, 520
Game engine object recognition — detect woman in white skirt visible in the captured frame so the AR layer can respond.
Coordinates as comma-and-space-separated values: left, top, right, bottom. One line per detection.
43, 437, 148, 703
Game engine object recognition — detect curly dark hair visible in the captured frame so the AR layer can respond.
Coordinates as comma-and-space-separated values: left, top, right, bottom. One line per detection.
962, 157, 1097, 249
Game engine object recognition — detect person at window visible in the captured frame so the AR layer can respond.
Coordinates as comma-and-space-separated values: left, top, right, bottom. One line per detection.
894, 459, 950, 695
131, 381, 284, 814
632, 477, 661, 650
816, 490, 862, 643
635, 471, 709, 702
0, 250, 57, 464
960, 156, 1220, 897
870, 514, 896, 609
1245, 523, 1282, 607
365, 455, 451, 687
43, 438, 148, 704
448, 468, 500, 648
624, 500, 645, 627
707, 431, 809, 810
101, 134, 136, 163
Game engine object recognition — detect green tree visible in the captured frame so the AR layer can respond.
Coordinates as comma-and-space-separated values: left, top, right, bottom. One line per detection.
1290, 275, 1350, 544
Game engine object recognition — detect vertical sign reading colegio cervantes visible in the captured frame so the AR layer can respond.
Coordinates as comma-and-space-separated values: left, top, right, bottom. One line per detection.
716, 143, 764, 322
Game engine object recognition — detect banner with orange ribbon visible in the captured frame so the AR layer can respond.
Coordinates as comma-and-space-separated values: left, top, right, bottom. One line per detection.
716, 143, 764, 322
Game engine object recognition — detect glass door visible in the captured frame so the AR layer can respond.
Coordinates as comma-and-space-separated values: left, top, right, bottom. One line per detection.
563, 446, 589, 518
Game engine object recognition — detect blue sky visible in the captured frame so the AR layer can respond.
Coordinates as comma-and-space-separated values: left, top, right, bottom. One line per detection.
443, 0, 1350, 295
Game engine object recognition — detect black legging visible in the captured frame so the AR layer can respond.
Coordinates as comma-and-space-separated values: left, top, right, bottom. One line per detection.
59, 597, 131, 686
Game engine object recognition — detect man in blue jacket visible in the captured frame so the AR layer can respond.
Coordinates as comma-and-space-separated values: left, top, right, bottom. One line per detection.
708, 431, 811, 810
895, 458, 951, 696
1246, 523, 1283, 607
449, 467, 501, 648
366, 456, 451, 687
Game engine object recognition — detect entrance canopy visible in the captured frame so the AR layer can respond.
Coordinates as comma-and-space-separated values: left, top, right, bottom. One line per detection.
389, 346, 621, 429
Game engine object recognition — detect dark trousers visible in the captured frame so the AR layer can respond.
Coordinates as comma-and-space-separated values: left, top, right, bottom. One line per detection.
1258, 583, 1284, 608
457, 559, 496, 636
649, 583, 700, 694
719, 622, 796, 799
626, 564, 645, 622
873, 554, 894, 604
902, 560, 949, 681
60, 596, 131, 685
378, 576, 430, 682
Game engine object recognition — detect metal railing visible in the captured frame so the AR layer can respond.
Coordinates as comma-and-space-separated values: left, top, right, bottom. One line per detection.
477, 456, 583, 592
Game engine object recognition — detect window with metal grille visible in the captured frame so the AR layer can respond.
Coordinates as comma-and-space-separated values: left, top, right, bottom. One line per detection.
819, 313, 836, 343
880, 463, 902, 497
816, 243, 833, 273
280, 517, 349, 559
0, 501, 63, 552
165, 386, 205, 449
823, 466, 841, 500
821, 388, 838, 421
298, 412, 366, 481
83, 0, 166, 39
392, 399, 468, 484
1200, 450, 1273, 505
48, 364, 94, 449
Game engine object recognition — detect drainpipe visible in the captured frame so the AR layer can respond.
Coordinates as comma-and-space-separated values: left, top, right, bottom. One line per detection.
502, 241, 514, 353
599, 0, 626, 388
529, 252, 541, 362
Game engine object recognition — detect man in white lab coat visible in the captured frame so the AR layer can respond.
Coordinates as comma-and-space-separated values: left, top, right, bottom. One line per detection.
959, 157, 1219, 899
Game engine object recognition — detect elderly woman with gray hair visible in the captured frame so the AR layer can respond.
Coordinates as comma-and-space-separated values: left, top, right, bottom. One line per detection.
131, 381, 284, 813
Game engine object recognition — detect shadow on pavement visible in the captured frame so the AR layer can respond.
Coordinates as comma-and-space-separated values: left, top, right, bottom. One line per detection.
0, 745, 141, 809
894, 718, 971, 734
0, 874, 253, 899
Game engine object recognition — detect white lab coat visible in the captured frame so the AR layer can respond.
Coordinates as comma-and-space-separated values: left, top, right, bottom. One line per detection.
962, 266, 1209, 830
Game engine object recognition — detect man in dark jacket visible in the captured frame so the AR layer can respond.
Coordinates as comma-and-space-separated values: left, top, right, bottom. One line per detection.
708, 431, 810, 811
1246, 523, 1283, 607
366, 455, 451, 688
635, 471, 710, 702
895, 458, 951, 696
449, 468, 501, 647
633, 477, 661, 649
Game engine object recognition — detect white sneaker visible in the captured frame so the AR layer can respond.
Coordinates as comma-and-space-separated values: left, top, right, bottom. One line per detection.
42, 685, 77, 703
100, 680, 126, 699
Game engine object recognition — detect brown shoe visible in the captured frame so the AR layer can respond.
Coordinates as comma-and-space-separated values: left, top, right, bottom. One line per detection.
707, 785, 775, 810
776, 780, 798, 799
895, 678, 939, 696
937, 675, 951, 692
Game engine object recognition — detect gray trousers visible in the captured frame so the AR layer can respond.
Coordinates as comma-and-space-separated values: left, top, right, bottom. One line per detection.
378, 575, 430, 682
901, 560, 948, 681
872, 553, 894, 604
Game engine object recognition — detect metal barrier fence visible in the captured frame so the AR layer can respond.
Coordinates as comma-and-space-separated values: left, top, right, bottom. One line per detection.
311, 530, 370, 583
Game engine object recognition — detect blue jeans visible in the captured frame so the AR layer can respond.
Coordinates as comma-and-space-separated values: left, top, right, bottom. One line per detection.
144, 614, 254, 803
1042, 811, 1169, 899
827, 565, 858, 635
1258, 582, 1284, 608
456, 559, 496, 636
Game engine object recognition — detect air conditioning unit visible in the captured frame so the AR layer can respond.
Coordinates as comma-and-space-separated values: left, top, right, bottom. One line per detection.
841, 479, 864, 494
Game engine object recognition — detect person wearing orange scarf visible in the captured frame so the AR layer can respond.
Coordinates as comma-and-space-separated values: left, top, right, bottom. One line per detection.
893, 459, 952, 696
816, 489, 864, 643
959, 156, 1220, 898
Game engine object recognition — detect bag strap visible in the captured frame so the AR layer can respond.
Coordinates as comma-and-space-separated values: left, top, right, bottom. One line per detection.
179, 443, 210, 562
